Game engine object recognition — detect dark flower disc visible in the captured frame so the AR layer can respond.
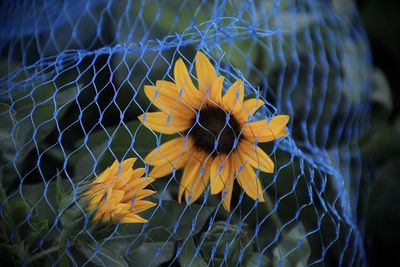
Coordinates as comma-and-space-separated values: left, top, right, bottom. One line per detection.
189, 107, 242, 155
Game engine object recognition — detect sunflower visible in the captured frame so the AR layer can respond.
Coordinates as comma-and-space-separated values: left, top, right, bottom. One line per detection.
85, 158, 156, 223
139, 52, 289, 211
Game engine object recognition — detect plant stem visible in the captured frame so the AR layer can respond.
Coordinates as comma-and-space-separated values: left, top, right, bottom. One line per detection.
262, 192, 284, 233
28, 245, 59, 263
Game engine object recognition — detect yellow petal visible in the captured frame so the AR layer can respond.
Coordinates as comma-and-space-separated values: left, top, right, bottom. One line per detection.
138, 111, 191, 134
222, 180, 234, 212
95, 203, 110, 219
145, 137, 189, 166
131, 168, 146, 180
174, 58, 203, 108
187, 163, 211, 203
236, 163, 265, 202
144, 84, 193, 118
195, 51, 217, 92
243, 115, 289, 142
210, 155, 232, 195
114, 203, 131, 214
132, 200, 157, 212
156, 80, 200, 110
121, 189, 156, 203
235, 98, 265, 123
107, 160, 119, 174
121, 158, 136, 171
219, 152, 243, 211
127, 177, 154, 191
113, 169, 134, 189
97, 166, 112, 184
110, 190, 125, 203
149, 164, 173, 178
107, 160, 133, 179
135, 189, 156, 200
93, 209, 106, 222
238, 140, 274, 173
178, 153, 204, 203
222, 79, 244, 113
86, 192, 106, 211
104, 159, 135, 182
120, 213, 148, 223
116, 168, 146, 190
85, 183, 104, 196
209, 76, 224, 105
149, 152, 190, 178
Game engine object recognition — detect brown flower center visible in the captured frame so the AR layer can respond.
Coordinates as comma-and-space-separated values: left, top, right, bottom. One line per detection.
189, 107, 242, 155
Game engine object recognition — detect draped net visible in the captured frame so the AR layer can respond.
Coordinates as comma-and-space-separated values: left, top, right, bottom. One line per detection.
0, 0, 371, 266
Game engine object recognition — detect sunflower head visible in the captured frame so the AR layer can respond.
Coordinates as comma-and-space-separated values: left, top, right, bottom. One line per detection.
139, 51, 289, 211
84, 158, 156, 224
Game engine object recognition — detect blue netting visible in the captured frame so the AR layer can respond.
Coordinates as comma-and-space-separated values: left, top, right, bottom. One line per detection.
0, 0, 372, 266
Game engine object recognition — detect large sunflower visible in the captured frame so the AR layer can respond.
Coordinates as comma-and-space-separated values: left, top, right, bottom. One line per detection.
139, 52, 289, 211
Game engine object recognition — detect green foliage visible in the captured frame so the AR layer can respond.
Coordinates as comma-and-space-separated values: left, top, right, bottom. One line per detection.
0, 193, 49, 265
78, 240, 129, 267
127, 241, 175, 267
70, 120, 173, 181
118, 199, 215, 242
0, 1, 379, 265
0, 83, 79, 187
147, 200, 215, 240
178, 237, 207, 267
246, 253, 269, 267
201, 221, 254, 266
272, 223, 310, 267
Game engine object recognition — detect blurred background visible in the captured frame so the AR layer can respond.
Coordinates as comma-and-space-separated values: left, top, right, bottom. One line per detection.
0, 0, 399, 266
356, 0, 400, 265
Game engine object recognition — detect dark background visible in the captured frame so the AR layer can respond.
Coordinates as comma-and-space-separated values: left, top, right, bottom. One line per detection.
357, 0, 400, 265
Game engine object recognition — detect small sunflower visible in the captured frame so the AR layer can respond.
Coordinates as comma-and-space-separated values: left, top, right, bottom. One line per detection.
139, 52, 289, 211
85, 158, 156, 223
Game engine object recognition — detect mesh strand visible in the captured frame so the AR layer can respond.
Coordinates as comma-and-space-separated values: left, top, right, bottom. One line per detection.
0, 0, 371, 266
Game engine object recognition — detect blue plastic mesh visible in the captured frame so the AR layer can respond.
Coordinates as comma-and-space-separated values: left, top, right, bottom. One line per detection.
0, 0, 372, 266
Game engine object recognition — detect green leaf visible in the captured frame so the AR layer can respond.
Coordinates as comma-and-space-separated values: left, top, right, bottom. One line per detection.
145, 226, 174, 242
56, 170, 67, 207
145, 200, 214, 241
127, 241, 175, 267
246, 253, 269, 267
0, 103, 16, 161
0, 103, 18, 186
201, 222, 253, 266
22, 183, 56, 223
100, 233, 145, 254
20, 178, 83, 229
178, 237, 207, 267
1, 243, 27, 262
70, 120, 169, 181
3, 197, 29, 226
272, 223, 310, 267
117, 200, 214, 245
13, 84, 79, 161
0, 85, 79, 187
78, 241, 129, 267
58, 194, 90, 234
25, 219, 49, 250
